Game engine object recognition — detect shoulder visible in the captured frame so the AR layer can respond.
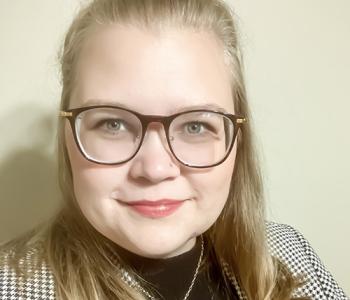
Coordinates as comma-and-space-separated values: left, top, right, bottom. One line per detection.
0, 242, 55, 300
266, 221, 311, 271
266, 221, 349, 300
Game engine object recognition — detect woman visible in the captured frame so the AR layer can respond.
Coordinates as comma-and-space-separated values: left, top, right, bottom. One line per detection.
0, 0, 348, 299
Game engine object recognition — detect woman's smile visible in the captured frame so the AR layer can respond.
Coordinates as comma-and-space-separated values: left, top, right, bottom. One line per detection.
117, 198, 188, 218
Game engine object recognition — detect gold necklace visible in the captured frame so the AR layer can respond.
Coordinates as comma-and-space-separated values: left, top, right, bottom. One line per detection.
115, 236, 204, 300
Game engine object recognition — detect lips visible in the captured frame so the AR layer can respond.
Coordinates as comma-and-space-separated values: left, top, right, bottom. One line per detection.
119, 199, 187, 218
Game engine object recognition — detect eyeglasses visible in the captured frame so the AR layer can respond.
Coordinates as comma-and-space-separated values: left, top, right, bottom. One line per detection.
60, 105, 246, 168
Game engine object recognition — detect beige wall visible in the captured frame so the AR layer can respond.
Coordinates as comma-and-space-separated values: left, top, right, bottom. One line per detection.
0, 0, 349, 294
231, 0, 350, 294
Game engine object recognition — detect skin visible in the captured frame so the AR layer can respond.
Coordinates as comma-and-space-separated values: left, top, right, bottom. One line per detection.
65, 24, 237, 258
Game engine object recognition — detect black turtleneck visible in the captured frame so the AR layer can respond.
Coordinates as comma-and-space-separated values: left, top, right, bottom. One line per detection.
112, 237, 239, 300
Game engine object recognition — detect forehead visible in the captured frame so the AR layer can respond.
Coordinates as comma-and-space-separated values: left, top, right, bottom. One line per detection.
71, 24, 234, 114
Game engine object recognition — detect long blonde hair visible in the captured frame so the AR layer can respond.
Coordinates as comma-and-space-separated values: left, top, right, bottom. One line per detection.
2, 0, 308, 299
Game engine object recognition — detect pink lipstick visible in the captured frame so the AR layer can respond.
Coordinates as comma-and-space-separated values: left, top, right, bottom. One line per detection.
121, 199, 185, 218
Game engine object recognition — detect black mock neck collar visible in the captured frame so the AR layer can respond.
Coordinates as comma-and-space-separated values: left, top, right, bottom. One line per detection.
113, 237, 202, 277
110, 236, 238, 300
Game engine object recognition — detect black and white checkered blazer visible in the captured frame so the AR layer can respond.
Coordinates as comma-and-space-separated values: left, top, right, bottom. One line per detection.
0, 222, 348, 299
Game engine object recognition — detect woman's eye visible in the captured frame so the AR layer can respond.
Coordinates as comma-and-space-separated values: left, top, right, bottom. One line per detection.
94, 119, 127, 133
106, 119, 124, 131
185, 122, 205, 134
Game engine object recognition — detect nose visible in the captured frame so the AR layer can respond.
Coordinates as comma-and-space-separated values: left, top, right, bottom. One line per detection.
128, 123, 181, 183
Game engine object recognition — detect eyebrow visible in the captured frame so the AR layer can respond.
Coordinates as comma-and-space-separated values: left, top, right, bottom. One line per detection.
81, 99, 229, 114
173, 103, 228, 114
83, 99, 129, 109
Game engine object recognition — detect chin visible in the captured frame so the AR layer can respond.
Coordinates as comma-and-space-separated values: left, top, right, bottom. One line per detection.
92, 216, 198, 258
116, 235, 196, 258
132, 236, 197, 259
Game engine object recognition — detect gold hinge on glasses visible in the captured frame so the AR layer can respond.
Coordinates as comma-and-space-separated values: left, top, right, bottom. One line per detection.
236, 118, 247, 124
59, 111, 73, 117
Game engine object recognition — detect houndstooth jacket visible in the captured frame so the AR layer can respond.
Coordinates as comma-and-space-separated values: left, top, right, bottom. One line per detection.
0, 222, 348, 300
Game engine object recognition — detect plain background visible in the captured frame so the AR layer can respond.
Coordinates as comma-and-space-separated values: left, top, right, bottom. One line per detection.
0, 0, 349, 295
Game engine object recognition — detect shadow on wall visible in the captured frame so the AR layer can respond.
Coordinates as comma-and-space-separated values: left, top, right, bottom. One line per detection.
0, 105, 62, 243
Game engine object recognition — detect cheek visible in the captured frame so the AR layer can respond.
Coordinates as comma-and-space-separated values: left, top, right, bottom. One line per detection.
189, 145, 236, 217
65, 124, 123, 209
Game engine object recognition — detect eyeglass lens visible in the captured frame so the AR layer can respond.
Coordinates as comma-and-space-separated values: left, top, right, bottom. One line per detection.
75, 107, 235, 167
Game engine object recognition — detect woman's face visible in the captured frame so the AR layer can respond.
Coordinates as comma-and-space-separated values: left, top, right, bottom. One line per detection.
65, 24, 236, 258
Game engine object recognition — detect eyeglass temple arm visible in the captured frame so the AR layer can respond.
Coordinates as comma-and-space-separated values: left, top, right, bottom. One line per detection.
59, 111, 73, 117
236, 117, 247, 124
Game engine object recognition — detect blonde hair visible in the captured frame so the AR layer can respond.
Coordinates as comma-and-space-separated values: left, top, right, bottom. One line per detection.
2, 0, 309, 299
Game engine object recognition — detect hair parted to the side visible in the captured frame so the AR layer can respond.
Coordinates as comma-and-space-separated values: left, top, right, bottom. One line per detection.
2, 0, 310, 299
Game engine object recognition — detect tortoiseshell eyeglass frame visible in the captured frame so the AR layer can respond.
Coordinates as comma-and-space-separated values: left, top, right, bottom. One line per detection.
59, 105, 247, 168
